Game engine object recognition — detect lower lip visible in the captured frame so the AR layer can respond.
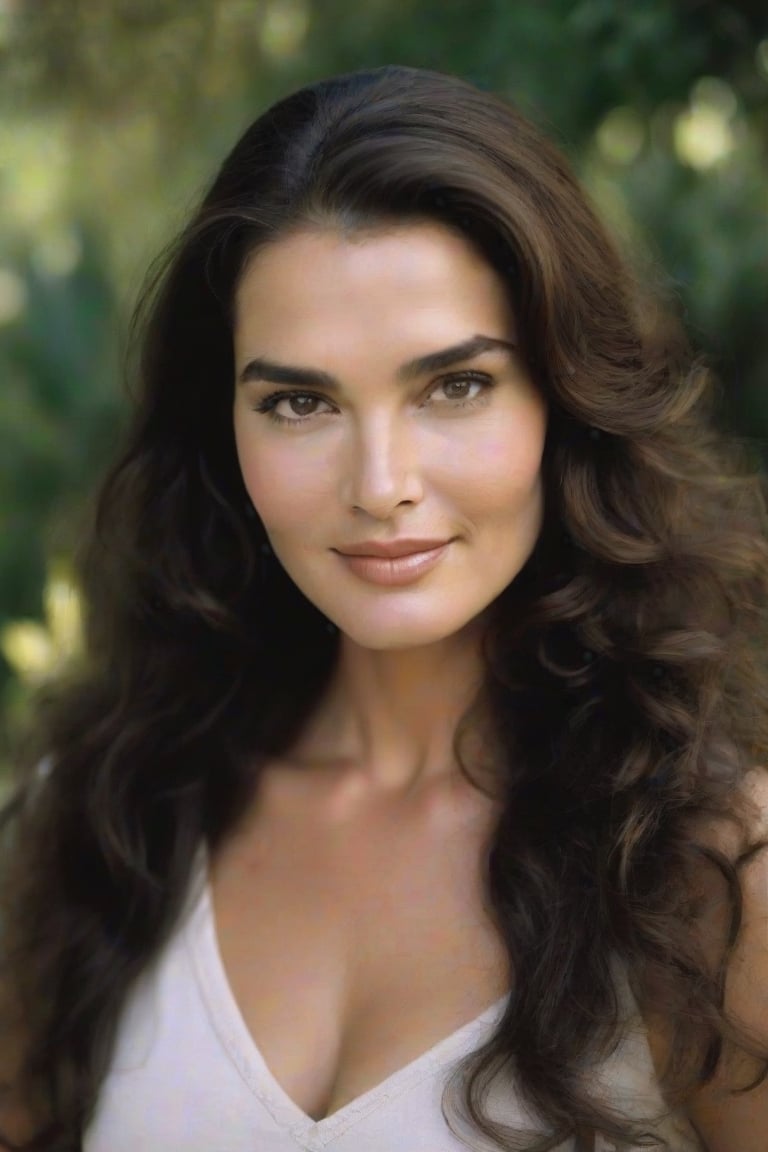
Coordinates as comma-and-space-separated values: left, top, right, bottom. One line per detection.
335, 542, 452, 586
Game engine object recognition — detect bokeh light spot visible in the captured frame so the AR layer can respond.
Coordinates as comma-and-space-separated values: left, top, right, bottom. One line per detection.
674, 104, 734, 169
31, 226, 83, 280
595, 106, 645, 165
260, 0, 309, 59
0, 566, 83, 684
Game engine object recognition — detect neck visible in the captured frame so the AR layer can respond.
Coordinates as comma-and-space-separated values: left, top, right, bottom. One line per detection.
293, 616, 498, 795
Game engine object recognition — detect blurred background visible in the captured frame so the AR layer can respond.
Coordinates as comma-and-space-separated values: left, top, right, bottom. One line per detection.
1, 0, 767, 769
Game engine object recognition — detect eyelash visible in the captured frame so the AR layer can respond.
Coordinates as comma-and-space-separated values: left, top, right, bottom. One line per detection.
252, 371, 494, 427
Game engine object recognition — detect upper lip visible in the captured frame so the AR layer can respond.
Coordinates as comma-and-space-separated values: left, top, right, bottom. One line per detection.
335, 538, 452, 558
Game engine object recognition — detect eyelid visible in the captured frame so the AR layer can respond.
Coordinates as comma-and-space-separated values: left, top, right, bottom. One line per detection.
251, 370, 495, 425
254, 369, 493, 403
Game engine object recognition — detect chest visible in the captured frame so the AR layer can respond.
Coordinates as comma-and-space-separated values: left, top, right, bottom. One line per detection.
208, 767, 510, 1122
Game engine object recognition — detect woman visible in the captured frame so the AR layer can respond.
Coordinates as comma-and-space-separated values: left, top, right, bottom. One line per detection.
1, 63, 767, 1152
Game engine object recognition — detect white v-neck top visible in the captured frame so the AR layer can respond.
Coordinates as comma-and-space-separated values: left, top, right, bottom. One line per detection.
84, 847, 703, 1152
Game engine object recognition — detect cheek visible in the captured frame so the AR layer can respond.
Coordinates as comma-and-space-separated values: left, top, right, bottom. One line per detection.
454, 429, 545, 512
235, 429, 333, 531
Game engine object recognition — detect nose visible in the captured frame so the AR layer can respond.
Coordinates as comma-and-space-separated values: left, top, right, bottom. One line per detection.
341, 412, 423, 518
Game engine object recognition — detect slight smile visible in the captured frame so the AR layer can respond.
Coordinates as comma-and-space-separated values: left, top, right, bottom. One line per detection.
332, 541, 453, 587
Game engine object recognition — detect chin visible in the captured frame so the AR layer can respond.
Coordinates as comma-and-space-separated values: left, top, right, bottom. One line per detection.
333, 608, 486, 650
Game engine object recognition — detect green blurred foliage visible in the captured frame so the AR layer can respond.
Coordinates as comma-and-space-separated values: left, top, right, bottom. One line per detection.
0, 0, 766, 758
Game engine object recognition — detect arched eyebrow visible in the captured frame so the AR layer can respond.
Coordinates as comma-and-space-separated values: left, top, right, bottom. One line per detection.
237, 334, 518, 391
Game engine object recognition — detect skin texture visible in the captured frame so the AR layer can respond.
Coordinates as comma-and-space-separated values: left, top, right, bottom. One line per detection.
232, 221, 548, 796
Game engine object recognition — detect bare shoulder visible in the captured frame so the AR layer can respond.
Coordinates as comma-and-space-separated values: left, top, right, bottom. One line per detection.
643, 769, 768, 1152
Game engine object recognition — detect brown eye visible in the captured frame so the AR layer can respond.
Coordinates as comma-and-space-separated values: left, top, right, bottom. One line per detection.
284, 395, 320, 417
253, 391, 332, 425
430, 372, 494, 407
441, 378, 475, 400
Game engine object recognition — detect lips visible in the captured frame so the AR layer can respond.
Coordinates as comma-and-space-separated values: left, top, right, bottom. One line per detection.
335, 538, 453, 558
334, 540, 452, 586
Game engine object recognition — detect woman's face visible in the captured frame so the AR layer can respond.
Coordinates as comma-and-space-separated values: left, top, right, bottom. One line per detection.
232, 220, 548, 649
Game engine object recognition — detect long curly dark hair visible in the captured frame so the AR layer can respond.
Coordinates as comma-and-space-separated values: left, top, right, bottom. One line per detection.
2, 64, 768, 1152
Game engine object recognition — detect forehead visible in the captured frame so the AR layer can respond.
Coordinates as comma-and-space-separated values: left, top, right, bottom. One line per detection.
233, 222, 517, 347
